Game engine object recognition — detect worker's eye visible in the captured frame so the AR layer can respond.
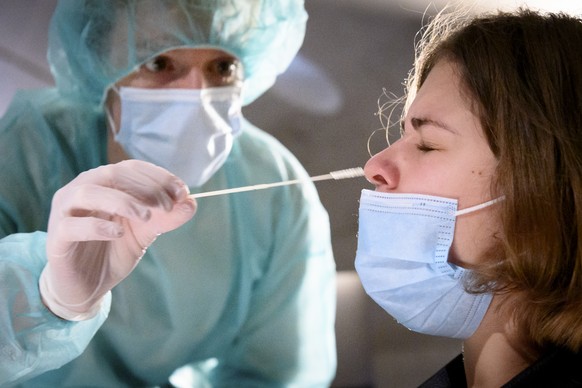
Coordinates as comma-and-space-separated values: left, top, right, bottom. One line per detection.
207, 57, 242, 86
142, 56, 173, 73
215, 59, 239, 77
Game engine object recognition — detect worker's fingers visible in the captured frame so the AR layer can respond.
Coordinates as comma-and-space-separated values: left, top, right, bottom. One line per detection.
52, 184, 152, 222
51, 216, 126, 243
69, 160, 189, 210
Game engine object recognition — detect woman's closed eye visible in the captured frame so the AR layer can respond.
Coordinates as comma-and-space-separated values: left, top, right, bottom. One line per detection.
416, 140, 439, 153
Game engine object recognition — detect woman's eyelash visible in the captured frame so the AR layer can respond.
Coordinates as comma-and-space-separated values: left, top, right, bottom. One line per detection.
417, 141, 437, 152
401, 119, 439, 152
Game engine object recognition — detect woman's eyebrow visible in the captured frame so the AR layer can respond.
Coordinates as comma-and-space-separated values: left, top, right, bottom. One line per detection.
410, 117, 458, 134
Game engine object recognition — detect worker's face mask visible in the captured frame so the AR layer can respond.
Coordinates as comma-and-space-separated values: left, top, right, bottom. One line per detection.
110, 85, 242, 187
355, 189, 502, 339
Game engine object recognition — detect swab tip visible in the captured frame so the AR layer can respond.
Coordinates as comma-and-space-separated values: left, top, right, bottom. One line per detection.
329, 167, 365, 180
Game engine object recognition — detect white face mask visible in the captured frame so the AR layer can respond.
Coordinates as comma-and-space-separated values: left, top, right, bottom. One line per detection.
110, 85, 242, 187
355, 189, 502, 339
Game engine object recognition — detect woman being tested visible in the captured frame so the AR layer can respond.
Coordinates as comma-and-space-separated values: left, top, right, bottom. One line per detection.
356, 7, 582, 387
0, 0, 336, 386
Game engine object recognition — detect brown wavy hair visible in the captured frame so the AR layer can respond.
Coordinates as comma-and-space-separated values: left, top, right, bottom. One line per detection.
405, 7, 582, 352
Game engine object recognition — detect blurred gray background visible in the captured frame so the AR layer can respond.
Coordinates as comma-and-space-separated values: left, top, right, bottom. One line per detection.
1, 1, 578, 386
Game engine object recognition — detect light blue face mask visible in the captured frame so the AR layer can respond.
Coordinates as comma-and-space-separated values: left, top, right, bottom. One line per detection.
355, 189, 502, 339
110, 85, 242, 188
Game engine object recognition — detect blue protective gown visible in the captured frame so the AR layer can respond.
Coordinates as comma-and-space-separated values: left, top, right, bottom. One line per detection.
0, 89, 337, 386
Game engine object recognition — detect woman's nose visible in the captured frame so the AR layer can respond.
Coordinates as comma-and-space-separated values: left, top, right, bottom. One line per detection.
363, 146, 399, 191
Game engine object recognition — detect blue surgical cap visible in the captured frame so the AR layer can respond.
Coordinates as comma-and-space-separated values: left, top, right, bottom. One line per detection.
48, 0, 307, 106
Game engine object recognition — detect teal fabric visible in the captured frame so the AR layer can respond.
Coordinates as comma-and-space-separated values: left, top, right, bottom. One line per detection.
0, 232, 111, 385
0, 89, 337, 386
0, 1, 336, 384
49, 0, 308, 106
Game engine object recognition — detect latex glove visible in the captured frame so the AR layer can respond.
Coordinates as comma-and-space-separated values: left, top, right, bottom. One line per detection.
40, 160, 197, 321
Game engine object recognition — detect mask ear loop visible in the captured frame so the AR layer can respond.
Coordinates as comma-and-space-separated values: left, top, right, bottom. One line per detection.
455, 196, 505, 216
104, 85, 121, 138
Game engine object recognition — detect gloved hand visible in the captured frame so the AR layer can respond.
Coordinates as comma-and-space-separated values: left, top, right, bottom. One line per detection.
39, 160, 197, 321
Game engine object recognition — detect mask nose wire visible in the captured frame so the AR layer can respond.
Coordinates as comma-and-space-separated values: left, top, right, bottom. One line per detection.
455, 196, 505, 217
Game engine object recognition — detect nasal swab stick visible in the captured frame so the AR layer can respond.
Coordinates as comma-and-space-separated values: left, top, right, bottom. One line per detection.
190, 167, 365, 199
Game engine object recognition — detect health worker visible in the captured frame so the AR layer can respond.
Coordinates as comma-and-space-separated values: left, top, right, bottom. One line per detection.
0, 0, 336, 386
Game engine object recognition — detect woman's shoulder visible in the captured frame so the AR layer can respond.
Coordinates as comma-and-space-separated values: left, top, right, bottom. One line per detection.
504, 347, 582, 387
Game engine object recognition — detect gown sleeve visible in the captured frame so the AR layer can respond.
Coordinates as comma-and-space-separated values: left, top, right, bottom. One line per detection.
0, 233, 111, 386
0, 92, 111, 385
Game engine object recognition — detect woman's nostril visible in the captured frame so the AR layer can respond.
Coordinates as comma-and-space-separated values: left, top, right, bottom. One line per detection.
371, 174, 387, 185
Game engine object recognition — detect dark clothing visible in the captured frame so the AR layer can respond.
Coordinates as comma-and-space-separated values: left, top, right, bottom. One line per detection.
420, 348, 582, 387
418, 354, 467, 388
